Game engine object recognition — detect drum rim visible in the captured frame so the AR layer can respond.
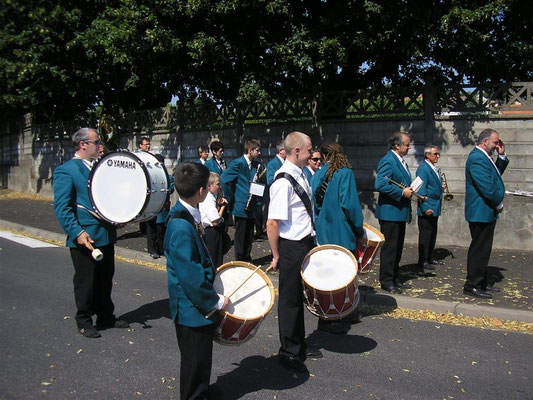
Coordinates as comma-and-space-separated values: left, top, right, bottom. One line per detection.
132, 150, 170, 222
300, 244, 359, 292
88, 150, 151, 224
357, 222, 385, 247
215, 261, 275, 321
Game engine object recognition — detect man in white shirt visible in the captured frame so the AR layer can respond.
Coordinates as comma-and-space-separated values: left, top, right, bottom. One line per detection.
267, 131, 322, 374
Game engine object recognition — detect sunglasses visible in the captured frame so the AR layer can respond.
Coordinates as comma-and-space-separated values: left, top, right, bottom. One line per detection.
84, 139, 102, 145
431, 152, 440, 156
311, 157, 322, 162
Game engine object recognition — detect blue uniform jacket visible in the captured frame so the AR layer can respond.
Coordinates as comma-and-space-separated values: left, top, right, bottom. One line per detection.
416, 161, 443, 217
465, 147, 508, 223
303, 166, 313, 182
312, 163, 364, 250
221, 156, 264, 218
375, 150, 412, 222
205, 158, 225, 176
53, 158, 116, 248
164, 202, 220, 327
266, 156, 283, 185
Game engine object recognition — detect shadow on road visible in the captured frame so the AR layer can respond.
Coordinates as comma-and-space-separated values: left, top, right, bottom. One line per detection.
306, 330, 377, 355
119, 298, 171, 328
210, 355, 309, 399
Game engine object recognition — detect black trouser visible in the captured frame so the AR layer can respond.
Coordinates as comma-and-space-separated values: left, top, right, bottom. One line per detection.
417, 215, 439, 263
146, 217, 160, 255
204, 226, 223, 268
70, 244, 115, 329
378, 220, 406, 286
278, 235, 315, 360
465, 221, 497, 289
233, 216, 254, 261
175, 323, 215, 400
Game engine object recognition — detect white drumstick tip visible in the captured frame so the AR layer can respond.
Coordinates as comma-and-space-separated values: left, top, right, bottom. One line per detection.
91, 248, 104, 261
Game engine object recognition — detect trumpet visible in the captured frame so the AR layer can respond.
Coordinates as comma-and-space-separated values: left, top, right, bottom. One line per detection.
442, 172, 454, 201
388, 178, 427, 202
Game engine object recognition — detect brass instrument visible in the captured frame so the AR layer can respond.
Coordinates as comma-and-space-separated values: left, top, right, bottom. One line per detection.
388, 178, 427, 202
441, 172, 454, 201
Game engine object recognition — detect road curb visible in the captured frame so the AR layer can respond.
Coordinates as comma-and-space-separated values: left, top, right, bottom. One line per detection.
2, 219, 532, 323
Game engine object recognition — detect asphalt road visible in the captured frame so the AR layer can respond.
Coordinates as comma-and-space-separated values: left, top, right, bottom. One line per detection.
1, 235, 532, 400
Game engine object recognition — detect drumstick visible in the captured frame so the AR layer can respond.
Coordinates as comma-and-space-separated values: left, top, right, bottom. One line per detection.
87, 242, 104, 261
205, 263, 263, 319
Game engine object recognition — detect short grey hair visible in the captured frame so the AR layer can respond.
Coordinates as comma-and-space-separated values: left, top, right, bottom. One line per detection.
424, 144, 438, 155
388, 131, 410, 150
477, 129, 497, 145
276, 140, 285, 152
72, 128, 95, 149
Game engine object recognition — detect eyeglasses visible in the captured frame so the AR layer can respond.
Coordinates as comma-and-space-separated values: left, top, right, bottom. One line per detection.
431, 152, 440, 156
311, 157, 322, 162
84, 139, 102, 145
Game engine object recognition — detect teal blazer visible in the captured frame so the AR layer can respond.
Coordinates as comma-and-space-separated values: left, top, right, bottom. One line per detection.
375, 150, 412, 222
465, 147, 508, 223
221, 156, 264, 218
205, 158, 225, 176
312, 163, 364, 251
164, 202, 220, 327
416, 161, 443, 217
53, 158, 116, 248
303, 166, 313, 182
267, 156, 283, 185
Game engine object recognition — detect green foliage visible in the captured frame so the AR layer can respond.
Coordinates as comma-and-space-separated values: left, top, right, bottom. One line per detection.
1, 0, 531, 123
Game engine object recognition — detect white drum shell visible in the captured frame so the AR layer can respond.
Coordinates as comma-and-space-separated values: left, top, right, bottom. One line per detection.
89, 150, 168, 224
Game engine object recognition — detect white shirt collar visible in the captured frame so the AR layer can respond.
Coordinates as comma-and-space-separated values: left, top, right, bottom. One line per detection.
276, 154, 285, 163
179, 198, 201, 223
244, 154, 252, 166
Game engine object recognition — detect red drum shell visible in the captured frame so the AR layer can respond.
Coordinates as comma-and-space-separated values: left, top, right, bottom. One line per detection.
301, 245, 359, 320
355, 223, 385, 274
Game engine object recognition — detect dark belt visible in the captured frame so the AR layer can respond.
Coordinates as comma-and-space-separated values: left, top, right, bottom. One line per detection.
280, 234, 314, 243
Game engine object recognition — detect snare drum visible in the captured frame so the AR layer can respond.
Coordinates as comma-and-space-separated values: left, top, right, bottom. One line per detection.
88, 150, 169, 224
213, 261, 275, 345
355, 223, 385, 274
301, 245, 359, 320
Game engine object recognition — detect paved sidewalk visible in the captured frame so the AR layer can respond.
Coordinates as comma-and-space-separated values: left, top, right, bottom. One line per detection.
1, 189, 531, 322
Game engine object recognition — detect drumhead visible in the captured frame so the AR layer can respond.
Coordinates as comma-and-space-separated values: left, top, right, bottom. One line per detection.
89, 151, 149, 224
359, 223, 385, 246
214, 262, 274, 320
301, 245, 357, 291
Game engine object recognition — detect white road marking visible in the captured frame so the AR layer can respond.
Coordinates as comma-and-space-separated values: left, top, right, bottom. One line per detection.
0, 230, 58, 248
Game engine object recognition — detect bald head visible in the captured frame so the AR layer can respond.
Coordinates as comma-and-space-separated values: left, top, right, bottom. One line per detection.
284, 131, 312, 168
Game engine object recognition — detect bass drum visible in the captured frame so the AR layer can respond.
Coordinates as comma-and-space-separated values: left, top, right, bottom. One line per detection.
89, 150, 169, 224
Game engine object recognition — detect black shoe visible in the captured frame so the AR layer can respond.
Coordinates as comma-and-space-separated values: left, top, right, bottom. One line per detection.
96, 319, 130, 330
150, 253, 160, 259
279, 356, 308, 373
342, 311, 362, 324
484, 285, 500, 293
418, 261, 435, 271
305, 348, 323, 359
429, 259, 444, 265
380, 283, 402, 294
318, 320, 349, 334
79, 326, 101, 338
463, 287, 492, 299
395, 281, 412, 290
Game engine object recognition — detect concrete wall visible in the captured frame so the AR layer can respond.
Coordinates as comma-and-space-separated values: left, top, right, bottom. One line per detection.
2, 117, 532, 250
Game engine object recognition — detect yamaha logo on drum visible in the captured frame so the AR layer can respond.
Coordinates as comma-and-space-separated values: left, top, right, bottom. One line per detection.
107, 159, 136, 169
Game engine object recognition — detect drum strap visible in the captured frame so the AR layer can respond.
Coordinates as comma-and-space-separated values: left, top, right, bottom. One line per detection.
274, 172, 315, 231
